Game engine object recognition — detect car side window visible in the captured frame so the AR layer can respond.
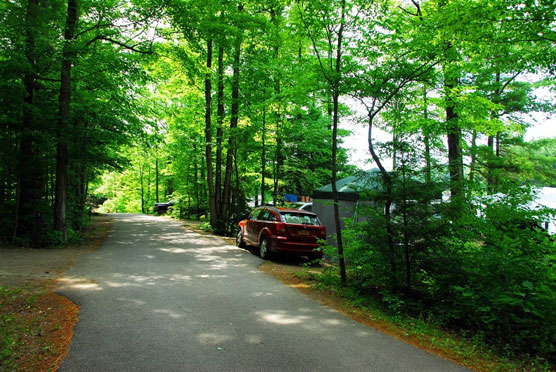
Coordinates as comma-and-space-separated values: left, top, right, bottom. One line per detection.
257, 210, 270, 220
249, 210, 261, 220
264, 212, 277, 222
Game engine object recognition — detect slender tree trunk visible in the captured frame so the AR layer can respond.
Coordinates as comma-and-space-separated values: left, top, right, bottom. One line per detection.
392, 133, 397, 170
204, 38, 217, 227
331, 0, 347, 284
54, 0, 78, 243
423, 84, 432, 184
215, 45, 225, 217
368, 113, 396, 277
201, 154, 207, 206
231, 146, 240, 235
193, 142, 200, 219
468, 130, 478, 185
146, 163, 151, 207
155, 156, 159, 203
140, 162, 145, 213
261, 109, 266, 205
75, 121, 89, 223
487, 71, 501, 193
401, 160, 410, 294
273, 129, 281, 206
222, 26, 242, 227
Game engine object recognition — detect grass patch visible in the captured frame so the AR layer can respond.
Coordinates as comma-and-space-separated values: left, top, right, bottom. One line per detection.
1, 286, 44, 371
0, 285, 79, 372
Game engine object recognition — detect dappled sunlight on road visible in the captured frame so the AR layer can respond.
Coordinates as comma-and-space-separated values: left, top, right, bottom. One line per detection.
258, 310, 311, 325
196, 274, 228, 279
153, 309, 184, 319
58, 214, 469, 372
251, 291, 274, 297
58, 277, 103, 291
159, 247, 189, 254
116, 297, 146, 306
197, 332, 234, 345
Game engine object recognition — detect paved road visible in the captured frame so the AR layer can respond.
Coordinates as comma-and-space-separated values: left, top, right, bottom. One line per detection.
58, 214, 468, 372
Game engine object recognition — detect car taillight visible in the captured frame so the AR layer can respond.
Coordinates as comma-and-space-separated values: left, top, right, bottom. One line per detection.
319, 227, 326, 239
276, 222, 287, 236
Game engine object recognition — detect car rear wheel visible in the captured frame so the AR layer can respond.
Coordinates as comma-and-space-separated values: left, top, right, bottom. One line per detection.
236, 230, 246, 248
259, 238, 271, 259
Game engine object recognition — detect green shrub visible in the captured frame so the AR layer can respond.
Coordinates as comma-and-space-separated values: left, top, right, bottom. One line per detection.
340, 183, 556, 361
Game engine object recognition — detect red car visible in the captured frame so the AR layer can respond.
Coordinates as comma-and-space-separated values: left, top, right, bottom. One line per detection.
236, 206, 326, 260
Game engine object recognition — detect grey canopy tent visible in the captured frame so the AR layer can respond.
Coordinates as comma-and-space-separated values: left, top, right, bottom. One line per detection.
312, 169, 382, 246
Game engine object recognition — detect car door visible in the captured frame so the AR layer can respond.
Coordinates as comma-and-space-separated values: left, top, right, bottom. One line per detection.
245, 209, 263, 245
251, 209, 270, 245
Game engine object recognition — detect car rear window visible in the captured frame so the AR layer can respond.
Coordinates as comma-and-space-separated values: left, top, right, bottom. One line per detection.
280, 212, 320, 225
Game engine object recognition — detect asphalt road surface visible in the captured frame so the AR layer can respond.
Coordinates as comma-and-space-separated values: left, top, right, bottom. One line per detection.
58, 214, 468, 372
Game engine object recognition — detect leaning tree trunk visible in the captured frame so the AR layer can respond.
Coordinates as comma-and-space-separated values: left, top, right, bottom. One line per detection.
54, 0, 78, 243
367, 113, 396, 278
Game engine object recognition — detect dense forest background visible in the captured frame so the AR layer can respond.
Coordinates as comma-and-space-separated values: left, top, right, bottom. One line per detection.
1, 0, 555, 364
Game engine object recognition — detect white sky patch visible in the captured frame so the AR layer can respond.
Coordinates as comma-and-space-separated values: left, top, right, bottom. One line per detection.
341, 87, 556, 170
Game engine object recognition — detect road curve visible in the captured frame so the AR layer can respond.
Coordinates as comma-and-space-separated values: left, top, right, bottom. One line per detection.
58, 213, 468, 372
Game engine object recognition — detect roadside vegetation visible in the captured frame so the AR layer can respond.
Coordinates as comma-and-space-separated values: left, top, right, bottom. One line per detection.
261, 261, 554, 372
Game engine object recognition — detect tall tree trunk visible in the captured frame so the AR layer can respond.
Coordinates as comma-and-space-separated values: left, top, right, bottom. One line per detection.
54, 0, 78, 243
271, 6, 282, 206
222, 28, 242, 228
215, 45, 225, 217
204, 38, 217, 227
443, 50, 463, 214
423, 84, 432, 184
261, 109, 266, 205
331, 0, 347, 284
14, 0, 41, 246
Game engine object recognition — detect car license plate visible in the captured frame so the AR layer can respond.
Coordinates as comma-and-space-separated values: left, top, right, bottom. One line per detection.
299, 230, 310, 236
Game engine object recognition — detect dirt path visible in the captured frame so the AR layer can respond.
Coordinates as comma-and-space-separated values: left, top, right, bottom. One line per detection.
0, 216, 110, 288
0, 215, 111, 372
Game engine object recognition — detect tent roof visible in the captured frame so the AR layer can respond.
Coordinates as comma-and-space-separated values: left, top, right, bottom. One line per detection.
313, 168, 382, 201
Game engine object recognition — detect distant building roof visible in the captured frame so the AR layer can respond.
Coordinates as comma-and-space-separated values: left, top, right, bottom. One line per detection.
313, 169, 382, 202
